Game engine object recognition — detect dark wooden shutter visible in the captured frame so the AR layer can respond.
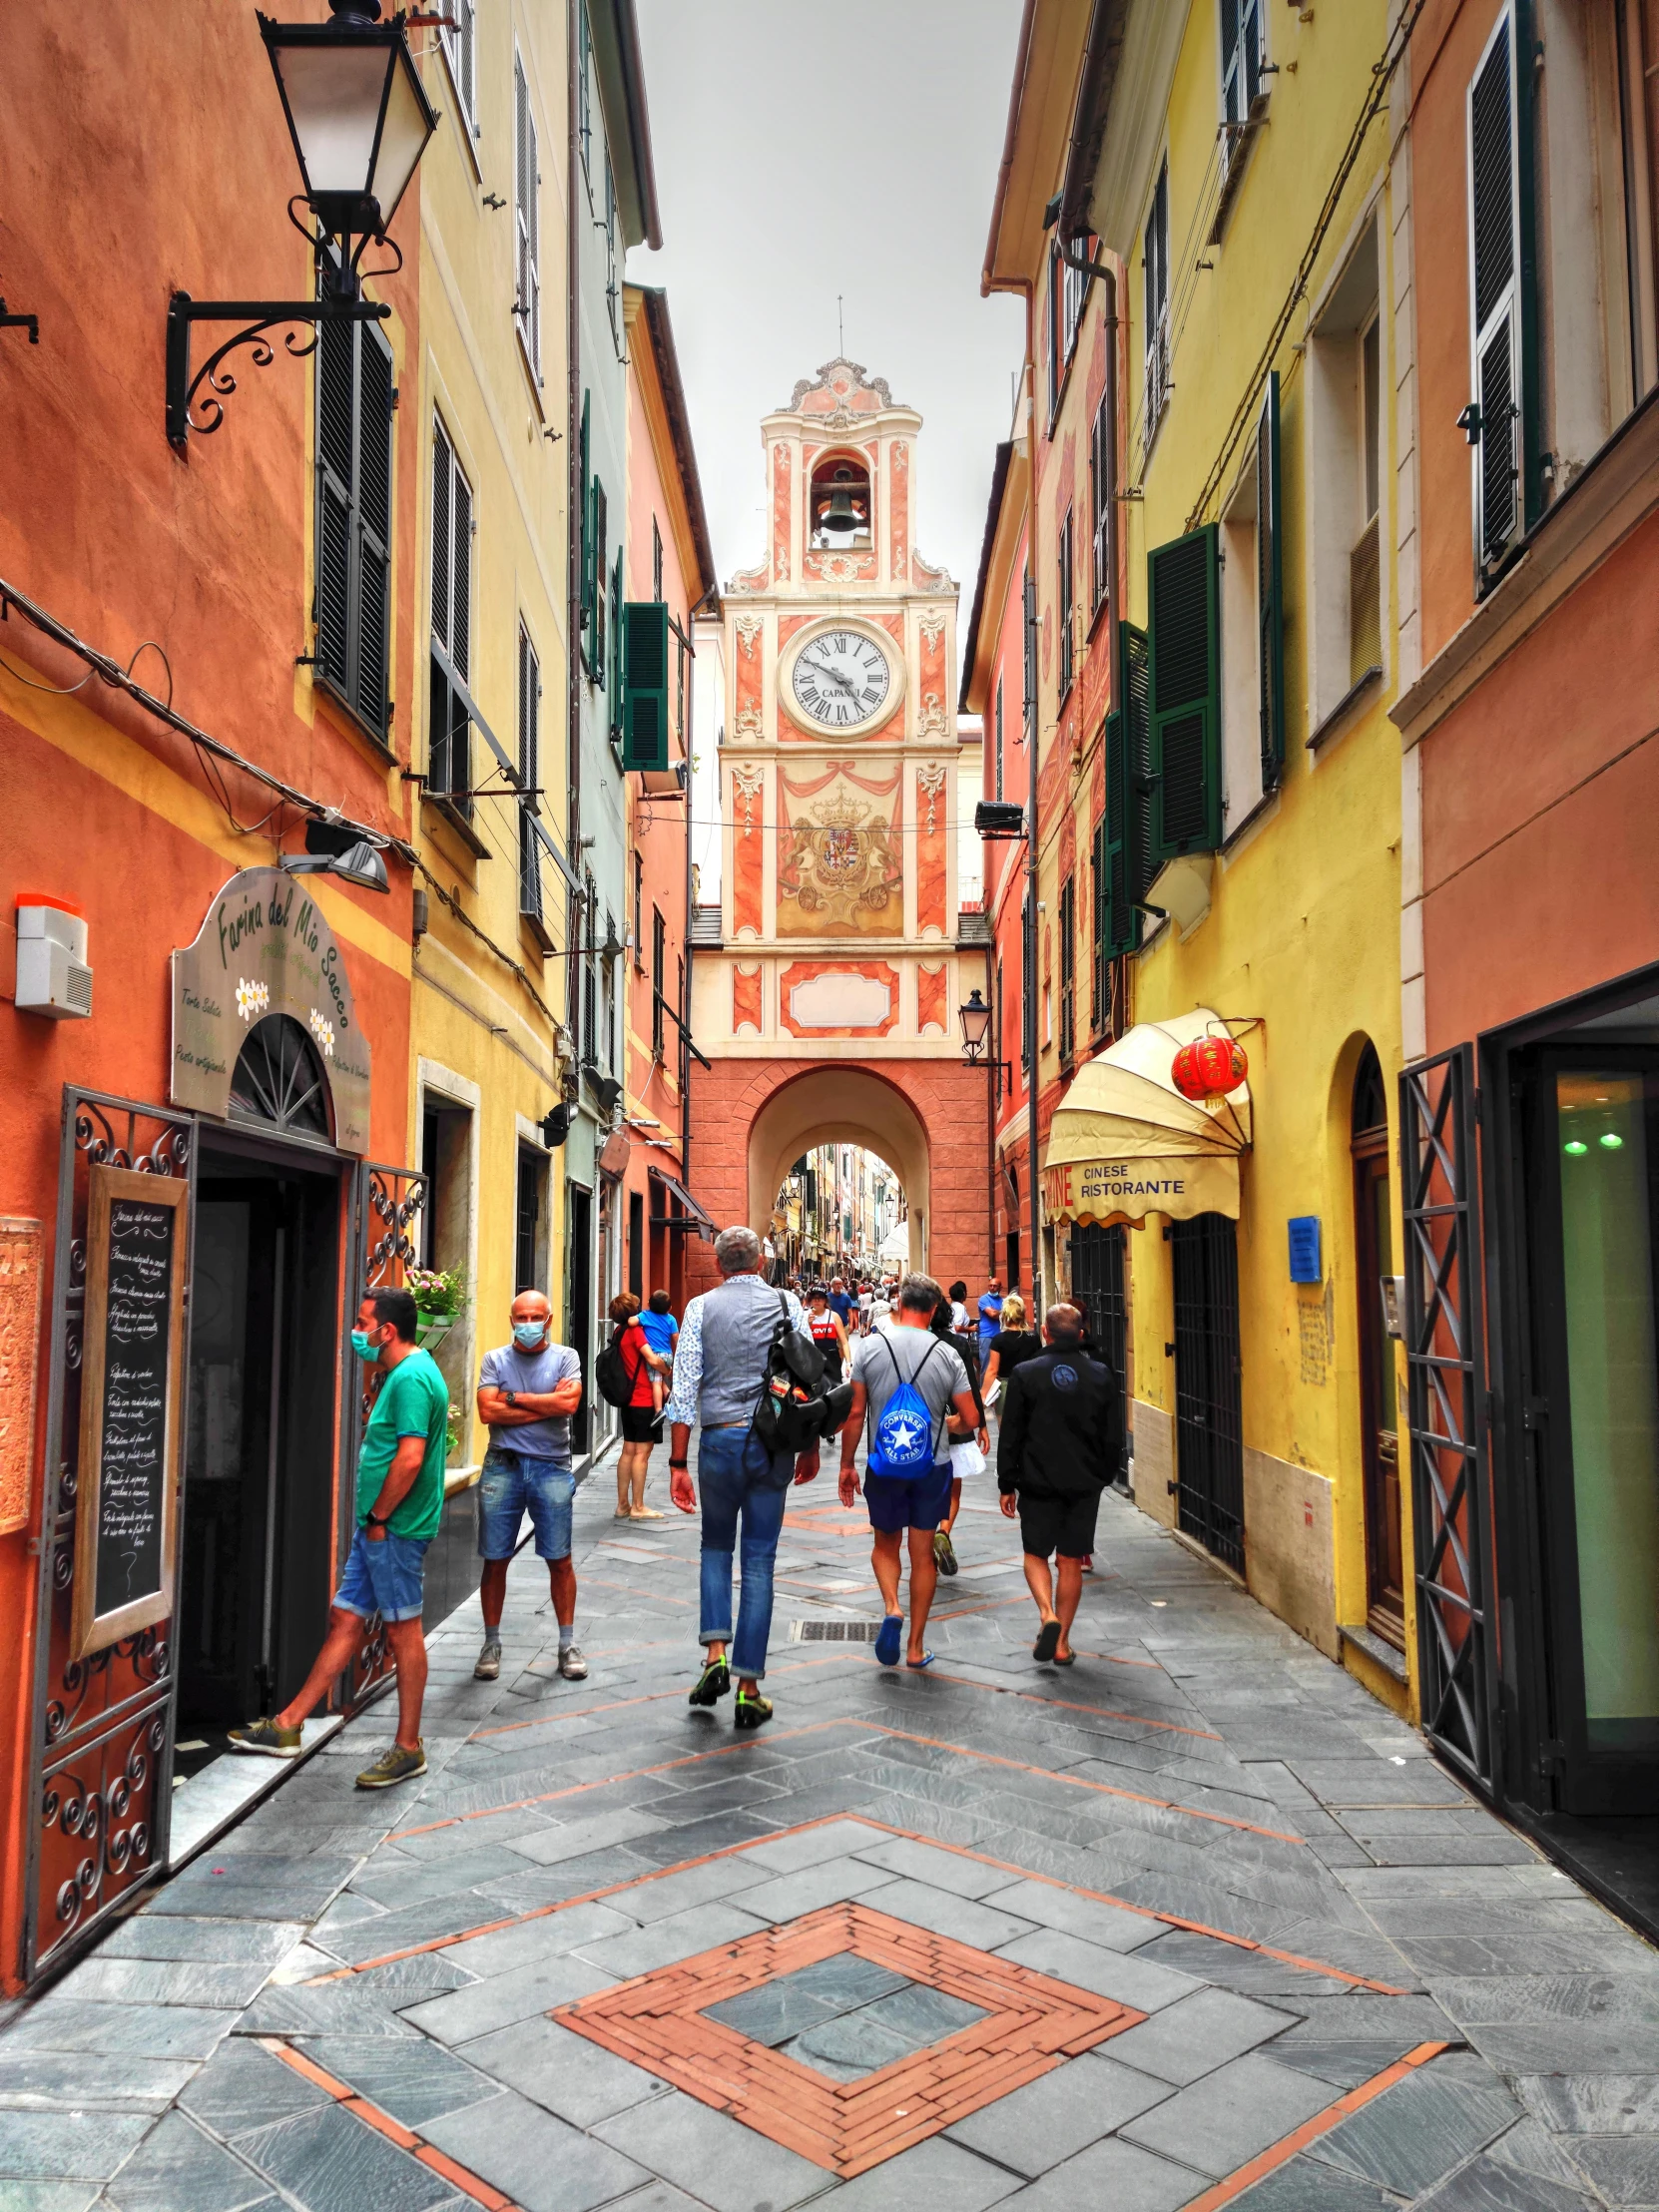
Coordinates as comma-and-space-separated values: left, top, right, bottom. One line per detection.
354, 328, 392, 733
1090, 815, 1107, 1030
1147, 526, 1221, 860
1121, 620, 1153, 904
1104, 701, 1139, 956
315, 313, 391, 741
609, 548, 624, 743
518, 628, 542, 919
1256, 369, 1285, 791
315, 318, 354, 697
591, 480, 608, 690
622, 601, 670, 772
1090, 396, 1111, 613
1468, 10, 1523, 578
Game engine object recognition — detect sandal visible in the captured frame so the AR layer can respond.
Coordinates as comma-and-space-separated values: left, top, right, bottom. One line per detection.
905, 1651, 936, 1671
1034, 1620, 1062, 1664
1053, 1650, 1076, 1666
874, 1614, 904, 1668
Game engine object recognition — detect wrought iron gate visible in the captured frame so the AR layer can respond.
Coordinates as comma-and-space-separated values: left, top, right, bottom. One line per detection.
1400, 1045, 1495, 1790
339, 1159, 427, 1712
1171, 1214, 1245, 1573
24, 1091, 195, 1983
1070, 1223, 1128, 1477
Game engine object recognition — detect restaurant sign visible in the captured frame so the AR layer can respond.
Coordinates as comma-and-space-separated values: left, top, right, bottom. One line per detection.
1041, 1151, 1240, 1227
171, 867, 372, 1153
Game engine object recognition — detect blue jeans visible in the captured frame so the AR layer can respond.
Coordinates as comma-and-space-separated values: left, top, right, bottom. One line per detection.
334, 1527, 429, 1623
477, 1445, 575, 1561
697, 1426, 794, 1680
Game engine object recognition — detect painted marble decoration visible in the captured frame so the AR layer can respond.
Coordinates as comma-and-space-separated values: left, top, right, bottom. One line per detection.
734, 965, 763, 1035
917, 964, 949, 1036
780, 960, 901, 1038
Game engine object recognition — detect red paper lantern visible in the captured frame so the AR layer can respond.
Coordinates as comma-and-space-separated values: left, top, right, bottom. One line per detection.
1172, 1035, 1247, 1100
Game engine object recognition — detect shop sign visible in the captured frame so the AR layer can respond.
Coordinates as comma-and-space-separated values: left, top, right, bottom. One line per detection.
171, 868, 372, 1153
1041, 1152, 1240, 1226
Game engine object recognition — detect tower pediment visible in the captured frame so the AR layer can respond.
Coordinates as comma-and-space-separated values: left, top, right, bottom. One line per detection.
786, 357, 903, 423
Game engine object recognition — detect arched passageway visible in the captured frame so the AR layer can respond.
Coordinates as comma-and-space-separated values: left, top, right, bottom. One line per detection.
685, 1056, 988, 1298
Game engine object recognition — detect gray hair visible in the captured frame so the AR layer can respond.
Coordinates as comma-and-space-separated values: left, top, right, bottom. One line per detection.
714, 1225, 764, 1276
896, 1271, 942, 1316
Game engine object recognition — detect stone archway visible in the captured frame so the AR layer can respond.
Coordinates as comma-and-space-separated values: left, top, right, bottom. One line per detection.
748, 1066, 929, 1272
686, 1054, 988, 1298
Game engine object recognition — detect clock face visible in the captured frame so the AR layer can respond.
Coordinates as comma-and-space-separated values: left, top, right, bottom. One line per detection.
791, 629, 892, 730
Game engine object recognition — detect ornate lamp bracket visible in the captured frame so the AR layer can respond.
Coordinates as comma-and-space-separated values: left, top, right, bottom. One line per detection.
0, 298, 40, 344
166, 289, 390, 446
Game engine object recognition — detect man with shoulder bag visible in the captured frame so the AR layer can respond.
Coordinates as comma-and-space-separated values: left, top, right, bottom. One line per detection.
666, 1226, 847, 1730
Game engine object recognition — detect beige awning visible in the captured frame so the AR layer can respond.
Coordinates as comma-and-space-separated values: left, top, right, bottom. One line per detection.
1041, 1010, 1252, 1229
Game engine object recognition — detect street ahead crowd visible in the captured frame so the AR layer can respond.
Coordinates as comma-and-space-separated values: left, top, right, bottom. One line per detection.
225, 1227, 1126, 1786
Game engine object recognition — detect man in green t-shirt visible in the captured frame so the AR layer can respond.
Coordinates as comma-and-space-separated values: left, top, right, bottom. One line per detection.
230, 1286, 450, 1790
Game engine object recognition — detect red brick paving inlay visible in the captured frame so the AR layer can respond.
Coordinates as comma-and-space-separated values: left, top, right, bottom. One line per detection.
552, 1901, 1144, 2177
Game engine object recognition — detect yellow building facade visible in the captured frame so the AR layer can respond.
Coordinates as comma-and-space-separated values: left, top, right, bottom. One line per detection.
1022, 1, 1417, 1711
410, 6, 578, 1484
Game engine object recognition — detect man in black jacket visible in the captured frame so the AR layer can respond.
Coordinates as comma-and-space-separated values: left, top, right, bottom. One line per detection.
997, 1305, 1124, 1663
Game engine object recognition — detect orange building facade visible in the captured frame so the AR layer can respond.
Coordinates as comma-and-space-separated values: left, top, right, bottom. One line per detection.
1399, 0, 1659, 1928
687, 362, 986, 1291
0, 9, 424, 1986
620, 285, 717, 1309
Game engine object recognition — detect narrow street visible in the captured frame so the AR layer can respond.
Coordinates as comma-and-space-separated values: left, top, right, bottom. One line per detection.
4, 1440, 1654, 2212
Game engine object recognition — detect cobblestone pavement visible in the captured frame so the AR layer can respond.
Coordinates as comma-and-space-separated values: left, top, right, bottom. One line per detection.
4, 1439, 1659, 2212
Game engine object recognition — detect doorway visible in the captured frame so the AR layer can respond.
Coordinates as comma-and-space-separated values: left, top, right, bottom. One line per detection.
1353, 1045, 1404, 1644
179, 1141, 341, 1763
1071, 1223, 1128, 1479
567, 1181, 593, 1454
1526, 1047, 1659, 1816
1171, 1213, 1245, 1572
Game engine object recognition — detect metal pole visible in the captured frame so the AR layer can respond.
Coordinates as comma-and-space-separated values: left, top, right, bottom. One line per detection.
1022, 565, 1042, 1320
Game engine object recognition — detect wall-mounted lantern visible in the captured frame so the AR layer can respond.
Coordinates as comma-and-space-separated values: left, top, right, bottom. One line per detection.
166, 0, 437, 444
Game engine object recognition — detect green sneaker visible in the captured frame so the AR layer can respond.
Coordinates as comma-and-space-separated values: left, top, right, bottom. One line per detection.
355, 1740, 427, 1790
227, 1718, 301, 1759
933, 1528, 959, 1576
689, 1657, 730, 1708
734, 1691, 773, 1732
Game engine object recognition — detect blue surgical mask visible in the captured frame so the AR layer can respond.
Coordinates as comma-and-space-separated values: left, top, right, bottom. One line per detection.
512, 1321, 547, 1350
350, 1329, 380, 1363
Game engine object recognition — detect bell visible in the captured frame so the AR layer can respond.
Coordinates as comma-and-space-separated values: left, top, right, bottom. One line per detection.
823, 473, 860, 532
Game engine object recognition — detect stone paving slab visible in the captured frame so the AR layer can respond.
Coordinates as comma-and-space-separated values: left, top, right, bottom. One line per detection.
0, 1444, 1654, 2210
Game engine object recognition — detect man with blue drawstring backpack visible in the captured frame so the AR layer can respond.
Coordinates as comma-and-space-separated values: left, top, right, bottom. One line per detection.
838, 1272, 979, 1671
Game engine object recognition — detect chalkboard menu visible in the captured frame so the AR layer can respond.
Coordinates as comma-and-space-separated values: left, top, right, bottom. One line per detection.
72, 1166, 188, 1659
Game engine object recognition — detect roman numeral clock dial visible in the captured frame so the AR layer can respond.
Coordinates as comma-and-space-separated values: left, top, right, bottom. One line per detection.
791, 630, 891, 731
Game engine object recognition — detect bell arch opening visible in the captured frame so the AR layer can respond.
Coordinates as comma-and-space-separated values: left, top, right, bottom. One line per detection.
747, 1065, 930, 1276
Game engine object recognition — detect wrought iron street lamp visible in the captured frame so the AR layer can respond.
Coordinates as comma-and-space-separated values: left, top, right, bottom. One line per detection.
166, 0, 438, 444
959, 988, 991, 1064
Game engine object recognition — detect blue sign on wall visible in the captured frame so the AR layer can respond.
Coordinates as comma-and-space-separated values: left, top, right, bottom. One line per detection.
1289, 1216, 1322, 1284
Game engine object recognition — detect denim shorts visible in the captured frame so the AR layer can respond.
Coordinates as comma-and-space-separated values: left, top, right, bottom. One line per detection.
863, 1461, 954, 1533
334, 1526, 429, 1624
477, 1445, 575, 1562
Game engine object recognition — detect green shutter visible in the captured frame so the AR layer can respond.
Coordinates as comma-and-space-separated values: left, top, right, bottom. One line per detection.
622, 600, 670, 772
1257, 370, 1285, 791
1120, 621, 1153, 903
608, 548, 624, 742
578, 391, 593, 640
1147, 525, 1221, 861
1103, 705, 1139, 955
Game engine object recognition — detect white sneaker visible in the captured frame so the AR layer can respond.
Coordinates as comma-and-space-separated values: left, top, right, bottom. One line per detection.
558, 1643, 589, 1681
473, 1640, 501, 1681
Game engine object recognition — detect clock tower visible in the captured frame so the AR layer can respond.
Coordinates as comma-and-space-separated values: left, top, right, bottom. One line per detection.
686, 361, 988, 1291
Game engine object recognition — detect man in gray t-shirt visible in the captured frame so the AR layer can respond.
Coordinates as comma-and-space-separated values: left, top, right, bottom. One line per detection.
839, 1273, 978, 1672
473, 1292, 585, 1684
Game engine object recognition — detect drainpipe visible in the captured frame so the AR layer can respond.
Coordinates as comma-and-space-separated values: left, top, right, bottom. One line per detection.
1023, 565, 1041, 1319
565, 3, 583, 1012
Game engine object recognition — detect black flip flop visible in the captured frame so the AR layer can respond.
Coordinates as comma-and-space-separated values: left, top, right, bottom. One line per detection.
1034, 1620, 1061, 1664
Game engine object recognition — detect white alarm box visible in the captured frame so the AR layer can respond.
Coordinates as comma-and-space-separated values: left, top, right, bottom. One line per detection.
15, 898, 93, 1019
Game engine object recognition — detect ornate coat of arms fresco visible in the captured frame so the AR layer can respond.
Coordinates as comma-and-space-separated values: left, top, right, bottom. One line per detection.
778, 791, 904, 935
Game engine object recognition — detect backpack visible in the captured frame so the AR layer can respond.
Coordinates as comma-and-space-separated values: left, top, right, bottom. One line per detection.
866, 1337, 945, 1478
752, 1295, 853, 1453
594, 1326, 636, 1408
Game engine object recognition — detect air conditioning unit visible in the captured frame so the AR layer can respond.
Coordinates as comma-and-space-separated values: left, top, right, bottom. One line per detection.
15, 896, 93, 1020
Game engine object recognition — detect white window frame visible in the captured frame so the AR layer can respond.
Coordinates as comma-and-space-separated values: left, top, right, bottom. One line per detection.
514, 50, 542, 386
439, 0, 478, 146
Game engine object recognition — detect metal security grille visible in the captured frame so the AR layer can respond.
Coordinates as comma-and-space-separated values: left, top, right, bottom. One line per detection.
1071, 1223, 1127, 1440
1399, 1045, 1495, 1790
790, 1620, 880, 1643
1171, 1214, 1244, 1572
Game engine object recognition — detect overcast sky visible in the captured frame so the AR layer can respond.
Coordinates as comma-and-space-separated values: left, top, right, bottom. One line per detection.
627, 0, 1027, 632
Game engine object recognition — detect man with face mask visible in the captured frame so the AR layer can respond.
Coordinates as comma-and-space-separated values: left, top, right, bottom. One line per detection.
229, 1287, 449, 1788
472, 1290, 586, 1684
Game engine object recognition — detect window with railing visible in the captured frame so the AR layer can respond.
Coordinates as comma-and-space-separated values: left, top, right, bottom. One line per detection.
517, 626, 542, 922
652, 906, 666, 1059
1058, 877, 1076, 1068
513, 53, 541, 382
429, 418, 473, 808
1144, 161, 1171, 444
1057, 509, 1075, 704
1090, 392, 1113, 617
